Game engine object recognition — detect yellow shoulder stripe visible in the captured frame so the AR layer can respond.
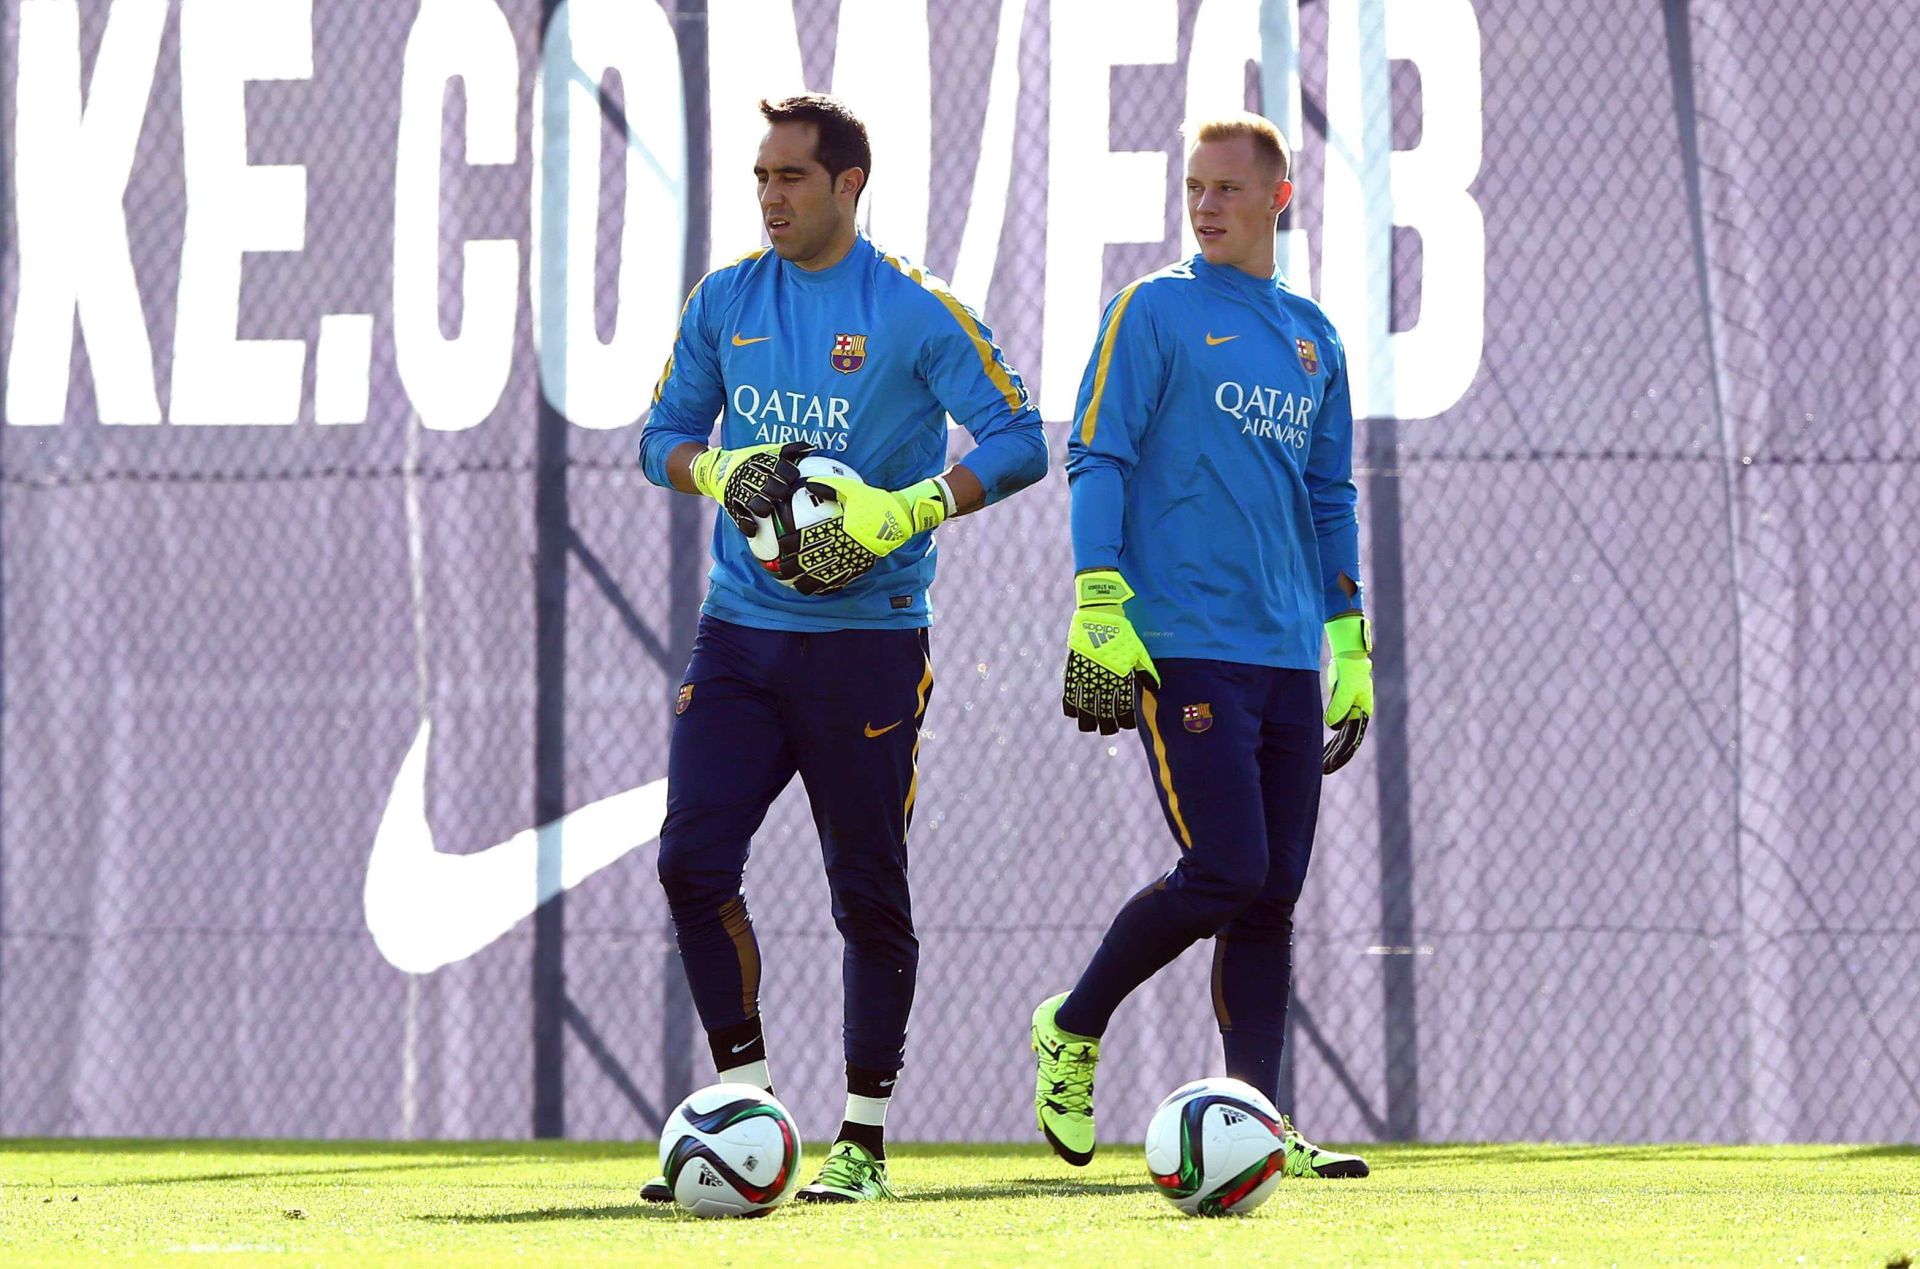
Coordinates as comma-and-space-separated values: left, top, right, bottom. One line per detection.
882, 254, 1026, 414
1078, 283, 1142, 446
651, 250, 771, 404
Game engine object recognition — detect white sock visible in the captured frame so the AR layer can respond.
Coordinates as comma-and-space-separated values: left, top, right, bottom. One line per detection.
844, 1092, 891, 1128
718, 1058, 772, 1091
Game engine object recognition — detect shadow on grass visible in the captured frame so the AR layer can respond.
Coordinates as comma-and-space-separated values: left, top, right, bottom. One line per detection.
2, 1139, 655, 1189
91, 1159, 511, 1188
902, 1175, 1147, 1203
421, 1185, 1147, 1223
421, 1204, 681, 1225
1375, 1143, 1920, 1169
420, 1174, 1148, 1223
2, 1139, 648, 1161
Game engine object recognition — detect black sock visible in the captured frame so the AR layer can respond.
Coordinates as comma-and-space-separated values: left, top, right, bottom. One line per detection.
837, 1064, 896, 1159
707, 1017, 767, 1078
836, 1119, 885, 1158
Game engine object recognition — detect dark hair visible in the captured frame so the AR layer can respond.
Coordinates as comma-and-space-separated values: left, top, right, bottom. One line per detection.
759, 93, 871, 202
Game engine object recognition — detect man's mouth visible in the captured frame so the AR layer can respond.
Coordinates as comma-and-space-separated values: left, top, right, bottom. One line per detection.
767, 217, 792, 235
1196, 225, 1225, 239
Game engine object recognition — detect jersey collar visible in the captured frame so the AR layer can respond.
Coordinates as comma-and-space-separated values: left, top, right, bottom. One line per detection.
1191, 253, 1285, 296
779, 232, 876, 290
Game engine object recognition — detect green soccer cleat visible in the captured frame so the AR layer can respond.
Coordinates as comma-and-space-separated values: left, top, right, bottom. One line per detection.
1031, 992, 1101, 1166
639, 1174, 673, 1203
795, 1140, 896, 1203
1279, 1115, 1370, 1178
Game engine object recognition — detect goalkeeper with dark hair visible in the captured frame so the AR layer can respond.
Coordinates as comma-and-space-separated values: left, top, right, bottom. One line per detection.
636, 93, 1045, 1202
1031, 113, 1373, 1179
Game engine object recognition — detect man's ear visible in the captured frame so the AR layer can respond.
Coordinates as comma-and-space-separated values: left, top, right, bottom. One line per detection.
1273, 178, 1295, 216
841, 167, 867, 201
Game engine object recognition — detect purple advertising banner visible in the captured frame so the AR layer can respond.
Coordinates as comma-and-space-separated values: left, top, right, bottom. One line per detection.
2, 0, 1915, 1144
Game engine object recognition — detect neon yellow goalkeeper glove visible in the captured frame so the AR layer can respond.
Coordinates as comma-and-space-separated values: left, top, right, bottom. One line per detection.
778, 475, 954, 596
1062, 570, 1160, 735
689, 440, 813, 535
1322, 614, 1374, 773
802, 475, 952, 554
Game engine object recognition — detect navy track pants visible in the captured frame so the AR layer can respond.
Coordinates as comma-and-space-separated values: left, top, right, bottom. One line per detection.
655, 615, 933, 1073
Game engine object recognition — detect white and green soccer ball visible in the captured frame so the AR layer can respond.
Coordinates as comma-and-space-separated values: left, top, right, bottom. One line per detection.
1144, 1077, 1288, 1217
658, 1083, 802, 1218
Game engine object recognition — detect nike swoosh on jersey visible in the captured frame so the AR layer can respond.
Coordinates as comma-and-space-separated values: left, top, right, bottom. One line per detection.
732, 333, 773, 346
864, 720, 903, 738
1204, 333, 1239, 346
364, 720, 669, 974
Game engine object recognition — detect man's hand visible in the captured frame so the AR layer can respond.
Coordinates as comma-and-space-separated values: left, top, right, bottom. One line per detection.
802, 476, 951, 556
1062, 570, 1160, 734
689, 441, 813, 535
1322, 614, 1374, 773
778, 476, 952, 596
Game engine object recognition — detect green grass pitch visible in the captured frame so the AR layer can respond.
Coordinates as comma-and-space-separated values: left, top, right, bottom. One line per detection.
3, 1139, 1916, 1265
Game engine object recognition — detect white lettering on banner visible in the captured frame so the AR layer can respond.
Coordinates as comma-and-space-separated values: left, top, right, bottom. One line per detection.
1258, 0, 1315, 290
1185, 0, 1302, 277
5, 0, 167, 426
1189, 0, 1484, 417
948, 0, 1023, 308
530, 0, 686, 430
1321, 0, 1391, 416
1185, 0, 1311, 285
315, 313, 374, 424
835, 0, 931, 264
1383, 0, 1484, 420
169, 0, 312, 426
706, 0, 802, 269
1322, 0, 1484, 421
1, 4, 1486, 432
705, 0, 933, 269
1043, 0, 1178, 421
393, 0, 521, 432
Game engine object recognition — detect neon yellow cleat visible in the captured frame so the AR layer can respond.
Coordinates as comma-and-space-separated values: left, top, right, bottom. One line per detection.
1031, 993, 1101, 1166
796, 1141, 896, 1203
1279, 1115, 1370, 1178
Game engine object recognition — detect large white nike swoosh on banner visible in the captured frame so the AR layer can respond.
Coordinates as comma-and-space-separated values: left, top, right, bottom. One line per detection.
364, 720, 669, 974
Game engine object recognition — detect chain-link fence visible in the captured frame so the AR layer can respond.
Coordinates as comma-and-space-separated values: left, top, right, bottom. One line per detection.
1, 0, 1915, 1146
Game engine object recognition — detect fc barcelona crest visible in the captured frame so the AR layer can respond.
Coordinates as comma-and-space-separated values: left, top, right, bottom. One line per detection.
1182, 703, 1214, 734
1295, 338, 1320, 375
830, 333, 868, 374
676, 683, 694, 716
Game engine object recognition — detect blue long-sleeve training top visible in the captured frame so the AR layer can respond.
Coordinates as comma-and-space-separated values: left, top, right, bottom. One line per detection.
639, 234, 1048, 631
1066, 255, 1361, 670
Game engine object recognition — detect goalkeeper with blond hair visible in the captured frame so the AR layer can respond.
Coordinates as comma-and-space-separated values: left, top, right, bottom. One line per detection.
1030, 112, 1374, 1179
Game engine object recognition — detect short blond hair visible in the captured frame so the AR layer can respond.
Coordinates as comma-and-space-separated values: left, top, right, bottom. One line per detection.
1183, 112, 1291, 181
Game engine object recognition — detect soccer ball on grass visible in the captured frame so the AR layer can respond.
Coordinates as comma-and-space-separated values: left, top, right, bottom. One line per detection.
658, 1083, 802, 1218
1143, 1077, 1288, 1217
